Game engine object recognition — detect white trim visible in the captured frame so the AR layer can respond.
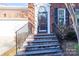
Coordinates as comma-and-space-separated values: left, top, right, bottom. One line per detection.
47, 4, 50, 34
34, 4, 38, 34
75, 9, 79, 26
58, 8, 66, 25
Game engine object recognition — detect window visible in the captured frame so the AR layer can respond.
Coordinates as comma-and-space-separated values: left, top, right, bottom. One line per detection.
75, 9, 79, 25
58, 8, 65, 26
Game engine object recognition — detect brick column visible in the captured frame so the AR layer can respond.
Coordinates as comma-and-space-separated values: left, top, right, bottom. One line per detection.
28, 3, 35, 34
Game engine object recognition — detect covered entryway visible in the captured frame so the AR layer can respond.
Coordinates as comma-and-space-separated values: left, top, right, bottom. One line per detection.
34, 3, 50, 34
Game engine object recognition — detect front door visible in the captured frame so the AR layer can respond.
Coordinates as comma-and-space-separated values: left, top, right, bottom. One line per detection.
38, 12, 47, 33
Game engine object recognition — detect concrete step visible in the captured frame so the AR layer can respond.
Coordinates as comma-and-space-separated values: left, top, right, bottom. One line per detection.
24, 43, 60, 48
24, 45, 60, 50
24, 38, 58, 43
52, 52, 63, 56
34, 36, 56, 39
25, 46, 60, 51
16, 33, 63, 56
27, 39, 58, 43
16, 49, 62, 56
34, 33, 54, 36
28, 42, 59, 46
29, 52, 63, 56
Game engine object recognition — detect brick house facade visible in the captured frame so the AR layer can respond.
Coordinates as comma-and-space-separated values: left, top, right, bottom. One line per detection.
28, 3, 79, 35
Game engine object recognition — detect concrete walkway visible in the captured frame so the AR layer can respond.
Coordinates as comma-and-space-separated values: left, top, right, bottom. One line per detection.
0, 36, 15, 55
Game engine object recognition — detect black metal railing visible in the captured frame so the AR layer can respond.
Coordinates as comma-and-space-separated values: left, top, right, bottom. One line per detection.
53, 22, 73, 51
16, 21, 34, 54
54, 23, 64, 39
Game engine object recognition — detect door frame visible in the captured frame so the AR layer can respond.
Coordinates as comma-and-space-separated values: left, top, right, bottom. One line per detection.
38, 12, 48, 33
34, 4, 50, 34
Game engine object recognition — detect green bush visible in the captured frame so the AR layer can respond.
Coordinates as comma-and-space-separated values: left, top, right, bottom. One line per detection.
74, 44, 79, 55
65, 31, 77, 42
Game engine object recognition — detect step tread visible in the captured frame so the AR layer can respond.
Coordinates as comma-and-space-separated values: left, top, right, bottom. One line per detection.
28, 42, 59, 46
34, 33, 54, 36
25, 47, 60, 51
28, 39, 58, 43
24, 43, 60, 48
17, 49, 62, 55
34, 52, 63, 56
16, 33, 63, 56
34, 36, 56, 38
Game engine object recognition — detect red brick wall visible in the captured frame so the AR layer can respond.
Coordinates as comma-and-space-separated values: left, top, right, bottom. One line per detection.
28, 3, 35, 34
50, 3, 67, 33
28, 3, 79, 34
50, 3, 79, 33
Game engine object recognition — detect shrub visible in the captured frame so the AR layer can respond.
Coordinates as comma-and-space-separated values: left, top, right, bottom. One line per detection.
65, 31, 77, 42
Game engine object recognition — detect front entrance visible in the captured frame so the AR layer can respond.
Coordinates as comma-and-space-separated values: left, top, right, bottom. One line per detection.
38, 12, 47, 33
37, 6, 48, 33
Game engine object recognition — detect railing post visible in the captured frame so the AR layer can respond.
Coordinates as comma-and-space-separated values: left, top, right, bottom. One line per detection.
16, 31, 17, 55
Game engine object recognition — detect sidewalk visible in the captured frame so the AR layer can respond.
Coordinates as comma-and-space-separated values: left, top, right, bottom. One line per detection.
0, 36, 15, 55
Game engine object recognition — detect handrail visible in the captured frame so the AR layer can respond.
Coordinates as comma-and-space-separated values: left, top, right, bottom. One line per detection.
16, 21, 35, 33
54, 22, 72, 39
16, 23, 28, 32
16, 20, 34, 54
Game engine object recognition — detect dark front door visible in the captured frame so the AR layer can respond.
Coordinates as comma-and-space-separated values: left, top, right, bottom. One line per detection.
38, 12, 47, 33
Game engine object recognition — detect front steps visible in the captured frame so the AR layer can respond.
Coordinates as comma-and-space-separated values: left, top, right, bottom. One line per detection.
16, 33, 63, 56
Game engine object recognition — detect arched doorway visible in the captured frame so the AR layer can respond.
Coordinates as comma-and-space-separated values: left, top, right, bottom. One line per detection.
38, 6, 48, 33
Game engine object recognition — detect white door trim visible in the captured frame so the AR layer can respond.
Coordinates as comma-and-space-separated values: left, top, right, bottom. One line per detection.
47, 4, 50, 34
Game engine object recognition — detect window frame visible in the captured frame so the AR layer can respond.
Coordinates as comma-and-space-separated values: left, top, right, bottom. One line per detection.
58, 8, 66, 26
75, 9, 79, 26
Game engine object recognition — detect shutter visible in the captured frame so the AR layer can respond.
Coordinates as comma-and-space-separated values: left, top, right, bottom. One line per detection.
54, 8, 58, 25
66, 8, 69, 26
54, 8, 58, 32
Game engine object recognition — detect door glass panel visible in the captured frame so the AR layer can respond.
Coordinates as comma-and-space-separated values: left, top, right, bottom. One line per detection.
59, 18, 64, 26
38, 13, 47, 31
38, 6, 47, 32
